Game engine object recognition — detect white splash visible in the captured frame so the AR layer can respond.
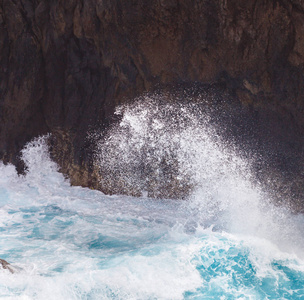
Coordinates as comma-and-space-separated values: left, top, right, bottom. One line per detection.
94, 95, 304, 255
0, 96, 303, 299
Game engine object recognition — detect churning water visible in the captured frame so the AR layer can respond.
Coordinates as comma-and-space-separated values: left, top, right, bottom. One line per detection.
1, 97, 304, 299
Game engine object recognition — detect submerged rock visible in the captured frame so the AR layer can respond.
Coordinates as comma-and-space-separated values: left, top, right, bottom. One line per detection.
0, 259, 15, 274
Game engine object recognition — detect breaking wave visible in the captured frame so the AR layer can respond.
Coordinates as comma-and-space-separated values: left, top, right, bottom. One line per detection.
0, 95, 304, 299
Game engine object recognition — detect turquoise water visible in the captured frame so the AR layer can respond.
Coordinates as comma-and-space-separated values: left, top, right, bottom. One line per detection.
0, 137, 304, 300
1, 99, 304, 299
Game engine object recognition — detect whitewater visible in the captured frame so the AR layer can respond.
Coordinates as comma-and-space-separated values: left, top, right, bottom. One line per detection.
0, 98, 304, 299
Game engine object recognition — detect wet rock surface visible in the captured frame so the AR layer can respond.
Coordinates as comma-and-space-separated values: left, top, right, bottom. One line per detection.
0, 259, 15, 274
1, 0, 304, 210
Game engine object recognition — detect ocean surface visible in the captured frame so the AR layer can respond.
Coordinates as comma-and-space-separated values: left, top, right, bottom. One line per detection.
1, 99, 304, 299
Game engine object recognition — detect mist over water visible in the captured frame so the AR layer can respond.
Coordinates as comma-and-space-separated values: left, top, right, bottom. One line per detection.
0, 96, 304, 299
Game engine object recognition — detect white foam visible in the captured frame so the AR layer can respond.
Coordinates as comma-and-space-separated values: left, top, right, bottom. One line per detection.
0, 98, 304, 298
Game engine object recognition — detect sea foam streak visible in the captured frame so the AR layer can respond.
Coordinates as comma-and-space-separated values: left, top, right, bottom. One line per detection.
0, 98, 304, 299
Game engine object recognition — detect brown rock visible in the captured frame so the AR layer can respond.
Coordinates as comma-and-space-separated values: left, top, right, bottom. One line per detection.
0, 259, 14, 274
1, 0, 304, 209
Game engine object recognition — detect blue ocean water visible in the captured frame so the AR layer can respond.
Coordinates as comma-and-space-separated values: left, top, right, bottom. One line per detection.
0, 139, 303, 300
1, 100, 304, 299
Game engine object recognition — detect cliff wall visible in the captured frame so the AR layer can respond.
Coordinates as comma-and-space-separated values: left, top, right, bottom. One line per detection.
1, 0, 304, 209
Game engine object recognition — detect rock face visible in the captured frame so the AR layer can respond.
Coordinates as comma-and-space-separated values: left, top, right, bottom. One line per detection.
1, 0, 304, 209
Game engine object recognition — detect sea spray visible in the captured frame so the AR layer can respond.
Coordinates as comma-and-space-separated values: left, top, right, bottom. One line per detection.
0, 98, 304, 298
92, 96, 304, 254
93, 95, 252, 199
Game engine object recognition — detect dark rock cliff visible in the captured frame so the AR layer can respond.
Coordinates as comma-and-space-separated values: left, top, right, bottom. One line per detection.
1, 0, 304, 209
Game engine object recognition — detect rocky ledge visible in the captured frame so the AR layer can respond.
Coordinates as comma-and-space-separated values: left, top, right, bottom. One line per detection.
1, 0, 304, 210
